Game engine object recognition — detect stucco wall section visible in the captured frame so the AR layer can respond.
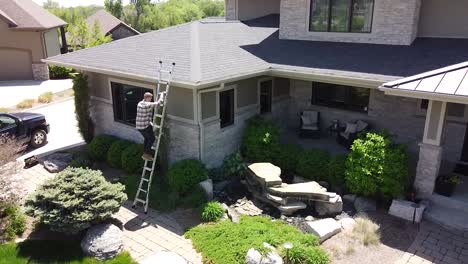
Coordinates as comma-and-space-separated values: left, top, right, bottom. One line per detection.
418, 0, 468, 38
235, 77, 259, 108
279, 0, 422, 45
110, 25, 138, 40
201, 91, 217, 120
237, 0, 280, 21
274, 77, 290, 97
0, 21, 44, 63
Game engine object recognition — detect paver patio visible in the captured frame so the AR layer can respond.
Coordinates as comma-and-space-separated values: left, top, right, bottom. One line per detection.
395, 222, 468, 264
16, 163, 202, 263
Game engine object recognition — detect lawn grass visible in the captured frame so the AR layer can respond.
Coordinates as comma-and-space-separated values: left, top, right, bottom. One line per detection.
0, 240, 137, 264
0, 107, 11, 113
185, 216, 329, 264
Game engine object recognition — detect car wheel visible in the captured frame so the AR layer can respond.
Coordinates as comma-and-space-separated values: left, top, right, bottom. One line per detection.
30, 129, 47, 148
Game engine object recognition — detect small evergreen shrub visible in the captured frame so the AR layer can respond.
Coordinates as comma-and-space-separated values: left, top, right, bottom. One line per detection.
69, 151, 93, 169
49, 65, 74, 79
37, 92, 54, 103
25, 167, 127, 234
201, 202, 225, 222
167, 159, 208, 195
273, 144, 303, 176
222, 152, 245, 180
286, 245, 329, 264
326, 155, 347, 187
241, 116, 280, 163
345, 132, 409, 198
3, 204, 27, 240
121, 144, 144, 173
107, 140, 132, 168
72, 73, 94, 143
88, 134, 117, 161
181, 185, 207, 208
296, 149, 330, 181
16, 99, 35, 109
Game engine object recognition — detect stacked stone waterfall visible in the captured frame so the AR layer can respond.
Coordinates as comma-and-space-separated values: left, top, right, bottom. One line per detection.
245, 163, 343, 216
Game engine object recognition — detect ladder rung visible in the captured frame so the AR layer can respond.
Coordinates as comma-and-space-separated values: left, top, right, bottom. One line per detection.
141, 178, 149, 182
138, 189, 147, 193
144, 167, 152, 172
155, 114, 163, 118
135, 198, 146, 204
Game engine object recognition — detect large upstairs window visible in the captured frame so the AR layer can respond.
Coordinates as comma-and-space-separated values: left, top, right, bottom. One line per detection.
309, 0, 374, 33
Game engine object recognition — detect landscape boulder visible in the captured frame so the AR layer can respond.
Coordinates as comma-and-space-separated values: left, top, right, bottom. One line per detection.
42, 153, 73, 173
305, 218, 341, 243
199, 179, 213, 201
81, 224, 123, 260
388, 199, 426, 223
140, 251, 187, 264
246, 243, 283, 264
354, 197, 376, 213
315, 195, 343, 216
338, 217, 357, 231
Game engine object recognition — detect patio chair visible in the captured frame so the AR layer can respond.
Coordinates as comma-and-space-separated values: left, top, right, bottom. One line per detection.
337, 120, 369, 149
300, 110, 321, 138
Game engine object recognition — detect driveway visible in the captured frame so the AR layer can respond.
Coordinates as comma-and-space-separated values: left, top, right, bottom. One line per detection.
0, 79, 73, 108
19, 98, 84, 160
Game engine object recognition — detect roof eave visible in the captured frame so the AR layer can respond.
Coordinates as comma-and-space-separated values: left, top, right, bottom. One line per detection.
379, 86, 468, 104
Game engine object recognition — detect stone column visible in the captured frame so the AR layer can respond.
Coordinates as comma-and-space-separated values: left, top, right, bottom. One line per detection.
225, 0, 237, 20
32, 63, 50, 81
414, 143, 443, 198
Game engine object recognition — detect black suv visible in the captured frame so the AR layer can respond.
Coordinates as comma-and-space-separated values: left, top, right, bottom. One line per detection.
0, 112, 50, 148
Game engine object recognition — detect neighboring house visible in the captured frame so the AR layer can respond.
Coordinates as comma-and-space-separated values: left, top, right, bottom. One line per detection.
0, 0, 67, 81
45, 0, 468, 203
86, 10, 139, 41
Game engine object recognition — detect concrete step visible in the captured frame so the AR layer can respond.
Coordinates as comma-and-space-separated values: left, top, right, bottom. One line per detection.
278, 201, 307, 216
266, 193, 287, 205
429, 194, 468, 214
424, 204, 468, 231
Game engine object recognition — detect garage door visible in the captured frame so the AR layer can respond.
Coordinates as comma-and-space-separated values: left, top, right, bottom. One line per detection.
0, 48, 33, 80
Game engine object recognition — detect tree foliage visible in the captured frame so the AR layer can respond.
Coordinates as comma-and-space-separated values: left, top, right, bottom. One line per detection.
68, 19, 112, 50
25, 168, 127, 234
72, 73, 94, 143
105, 0, 123, 19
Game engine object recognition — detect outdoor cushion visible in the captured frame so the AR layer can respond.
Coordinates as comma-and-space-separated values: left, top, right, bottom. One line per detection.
302, 111, 318, 124
302, 125, 319, 130
344, 122, 357, 134
340, 132, 350, 139
356, 120, 368, 132
301, 116, 312, 126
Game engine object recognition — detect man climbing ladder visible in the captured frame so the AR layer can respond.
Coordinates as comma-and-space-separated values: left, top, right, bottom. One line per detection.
133, 61, 175, 213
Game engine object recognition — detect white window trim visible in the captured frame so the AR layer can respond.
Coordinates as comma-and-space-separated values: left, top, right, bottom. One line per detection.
416, 99, 467, 123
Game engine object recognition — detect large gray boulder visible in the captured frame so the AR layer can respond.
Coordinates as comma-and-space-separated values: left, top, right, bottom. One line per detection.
354, 197, 376, 213
246, 243, 283, 264
140, 252, 187, 264
81, 224, 123, 260
388, 199, 426, 223
315, 195, 343, 216
42, 153, 73, 173
305, 218, 341, 243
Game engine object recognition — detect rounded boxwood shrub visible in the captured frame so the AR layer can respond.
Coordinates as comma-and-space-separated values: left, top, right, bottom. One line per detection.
345, 132, 409, 198
296, 149, 330, 181
121, 144, 144, 173
241, 116, 280, 163
201, 202, 225, 222
325, 155, 347, 187
88, 134, 117, 161
273, 144, 303, 176
181, 185, 208, 208
167, 159, 208, 195
25, 167, 127, 234
69, 151, 93, 169
107, 140, 132, 168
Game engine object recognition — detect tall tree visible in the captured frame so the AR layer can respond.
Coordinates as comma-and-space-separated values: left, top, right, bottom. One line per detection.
68, 19, 112, 50
104, 0, 123, 19
130, 0, 151, 29
42, 0, 59, 9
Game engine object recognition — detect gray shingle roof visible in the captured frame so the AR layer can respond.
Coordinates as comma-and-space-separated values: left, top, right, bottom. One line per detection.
86, 10, 139, 35
0, 0, 66, 29
45, 15, 468, 86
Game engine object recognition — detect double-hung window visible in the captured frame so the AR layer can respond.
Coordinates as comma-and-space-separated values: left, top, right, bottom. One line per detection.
309, 0, 374, 33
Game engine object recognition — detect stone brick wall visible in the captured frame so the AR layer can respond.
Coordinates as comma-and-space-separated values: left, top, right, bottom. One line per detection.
288, 79, 466, 165
110, 25, 138, 40
225, 0, 237, 20
279, 0, 422, 45
32, 63, 49, 80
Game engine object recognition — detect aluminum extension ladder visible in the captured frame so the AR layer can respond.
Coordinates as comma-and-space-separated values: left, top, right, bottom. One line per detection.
133, 61, 176, 213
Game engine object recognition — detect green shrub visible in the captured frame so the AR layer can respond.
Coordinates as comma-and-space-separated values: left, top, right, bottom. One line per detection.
180, 185, 207, 208
72, 73, 94, 143
16, 99, 35, 109
69, 151, 93, 169
37, 91, 54, 103
345, 132, 409, 198
49, 65, 74, 79
241, 116, 280, 163
326, 155, 347, 187
88, 134, 117, 161
273, 144, 303, 176
167, 159, 208, 195
222, 151, 245, 180
3, 204, 27, 240
296, 149, 330, 181
201, 202, 225, 222
107, 140, 132, 168
25, 167, 127, 234
121, 144, 144, 173
286, 245, 329, 264
185, 216, 327, 264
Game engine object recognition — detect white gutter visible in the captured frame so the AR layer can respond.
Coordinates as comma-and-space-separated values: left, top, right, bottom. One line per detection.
379, 86, 468, 104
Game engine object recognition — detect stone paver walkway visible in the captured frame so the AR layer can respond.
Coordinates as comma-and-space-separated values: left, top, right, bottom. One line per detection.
16, 163, 202, 264
395, 222, 468, 264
